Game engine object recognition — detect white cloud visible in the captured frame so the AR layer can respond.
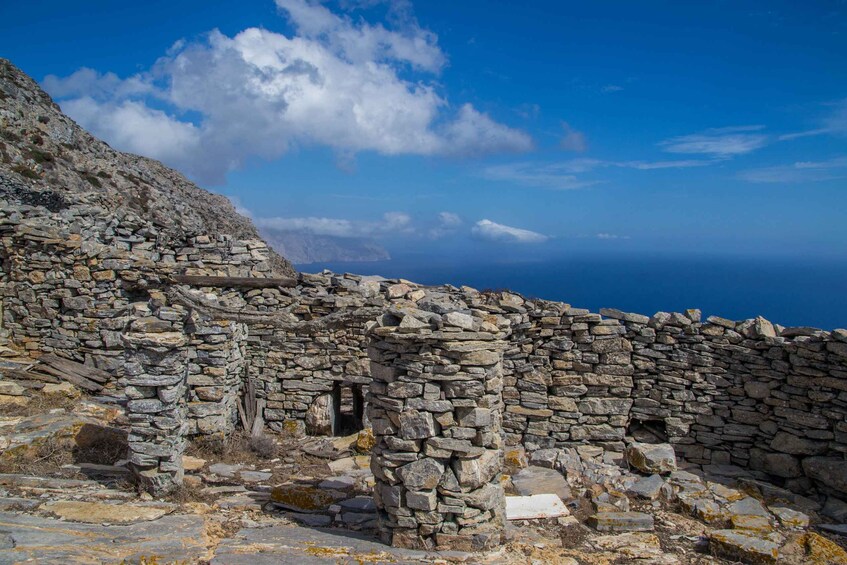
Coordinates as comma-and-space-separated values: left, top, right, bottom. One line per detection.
429, 211, 463, 238
738, 156, 847, 183
43, 1, 531, 183
659, 126, 768, 157
472, 219, 548, 243
559, 122, 587, 152
596, 232, 630, 240
601, 84, 623, 93
778, 98, 847, 141
61, 97, 201, 166
437, 211, 462, 227
255, 211, 413, 238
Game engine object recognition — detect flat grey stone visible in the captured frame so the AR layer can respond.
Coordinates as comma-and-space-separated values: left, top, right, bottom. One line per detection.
0, 511, 208, 563
239, 470, 272, 483
211, 524, 440, 564
709, 530, 779, 564
511, 466, 572, 501
339, 496, 376, 512
209, 463, 243, 478
285, 512, 332, 527
319, 476, 356, 490
627, 474, 666, 500
727, 497, 769, 517
589, 512, 654, 532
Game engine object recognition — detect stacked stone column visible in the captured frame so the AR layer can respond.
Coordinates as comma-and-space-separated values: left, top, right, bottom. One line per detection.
367, 306, 510, 552
121, 292, 189, 495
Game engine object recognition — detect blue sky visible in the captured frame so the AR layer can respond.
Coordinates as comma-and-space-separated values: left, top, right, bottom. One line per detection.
2, 0, 846, 262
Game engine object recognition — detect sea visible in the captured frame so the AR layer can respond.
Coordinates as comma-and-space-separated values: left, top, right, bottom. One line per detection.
298, 254, 847, 331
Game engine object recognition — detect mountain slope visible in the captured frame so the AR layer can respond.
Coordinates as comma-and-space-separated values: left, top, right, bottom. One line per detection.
0, 58, 295, 277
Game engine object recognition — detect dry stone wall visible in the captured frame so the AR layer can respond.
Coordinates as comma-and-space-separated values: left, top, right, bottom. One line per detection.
2, 197, 846, 503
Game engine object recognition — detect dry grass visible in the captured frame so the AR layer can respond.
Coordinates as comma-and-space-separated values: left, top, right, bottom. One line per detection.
0, 435, 76, 476
187, 430, 279, 467
2, 392, 77, 417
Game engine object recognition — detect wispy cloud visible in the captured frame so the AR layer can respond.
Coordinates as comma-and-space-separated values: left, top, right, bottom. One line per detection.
482, 162, 599, 190
601, 84, 624, 93
739, 156, 847, 183
472, 219, 548, 243
42, 0, 532, 183
482, 157, 714, 190
559, 122, 587, 152
778, 98, 847, 141
659, 125, 768, 157
595, 232, 630, 240
255, 211, 413, 238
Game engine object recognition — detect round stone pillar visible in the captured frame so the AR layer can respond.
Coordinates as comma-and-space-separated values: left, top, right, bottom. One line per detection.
367, 304, 510, 552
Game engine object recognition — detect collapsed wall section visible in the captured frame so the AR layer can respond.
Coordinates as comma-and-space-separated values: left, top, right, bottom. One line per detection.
367, 302, 510, 551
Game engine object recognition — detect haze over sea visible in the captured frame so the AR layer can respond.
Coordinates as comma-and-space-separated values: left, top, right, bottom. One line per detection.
302, 254, 847, 331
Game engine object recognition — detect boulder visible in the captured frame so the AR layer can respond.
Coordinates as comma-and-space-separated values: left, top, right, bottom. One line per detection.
802, 457, 847, 495
626, 442, 677, 474
305, 393, 336, 436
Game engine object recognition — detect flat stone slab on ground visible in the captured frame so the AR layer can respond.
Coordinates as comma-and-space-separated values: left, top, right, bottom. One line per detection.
708, 529, 779, 564
511, 466, 572, 500
211, 524, 458, 564
0, 511, 209, 563
41, 500, 173, 524
627, 474, 666, 500
589, 512, 655, 532
506, 494, 569, 520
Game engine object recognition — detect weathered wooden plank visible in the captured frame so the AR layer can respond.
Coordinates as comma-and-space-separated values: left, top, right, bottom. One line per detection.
172, 275, 298, 288
39, 354, 111, 384
1, 367, 60, 384
32, 364, 102, 392
7, 379, 45, 390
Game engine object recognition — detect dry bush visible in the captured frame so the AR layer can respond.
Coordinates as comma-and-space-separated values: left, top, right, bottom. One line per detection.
2, 392, 76, 417
164, 482, 214, 505
0, 435, 75, 476
187, 430, 280, 466
249, 433, 278, 459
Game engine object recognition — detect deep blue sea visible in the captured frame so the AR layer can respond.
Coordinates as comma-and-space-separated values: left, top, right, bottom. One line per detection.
298, 254, 847, 331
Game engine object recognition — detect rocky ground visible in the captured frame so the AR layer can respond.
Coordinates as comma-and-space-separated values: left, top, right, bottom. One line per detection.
0, 376, 846, 564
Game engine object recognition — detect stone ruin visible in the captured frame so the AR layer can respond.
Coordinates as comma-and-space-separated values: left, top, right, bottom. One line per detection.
2, 194, 847, 551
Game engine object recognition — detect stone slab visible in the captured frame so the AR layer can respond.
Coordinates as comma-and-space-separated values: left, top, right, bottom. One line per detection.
211, 524, 457, 564
0, 511, 209, 563
505, 494, 569, 520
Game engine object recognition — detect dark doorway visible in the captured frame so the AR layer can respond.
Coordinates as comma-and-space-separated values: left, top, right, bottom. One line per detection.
334, 382, 364, 436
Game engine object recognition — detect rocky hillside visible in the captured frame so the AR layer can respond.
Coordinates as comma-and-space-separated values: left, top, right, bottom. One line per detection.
0, 59, 295, 277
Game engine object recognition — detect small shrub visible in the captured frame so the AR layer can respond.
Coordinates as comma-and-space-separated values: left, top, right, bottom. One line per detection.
24, 145, 53, 164
30, 133, 44, 145
249, 433, 278, 459
79, 171, 102, 188
37, 115, 49, 124
12, 164, 39, 179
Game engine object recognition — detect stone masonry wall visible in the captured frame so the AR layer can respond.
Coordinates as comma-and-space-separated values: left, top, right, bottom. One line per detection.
2, 198, 846, 502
